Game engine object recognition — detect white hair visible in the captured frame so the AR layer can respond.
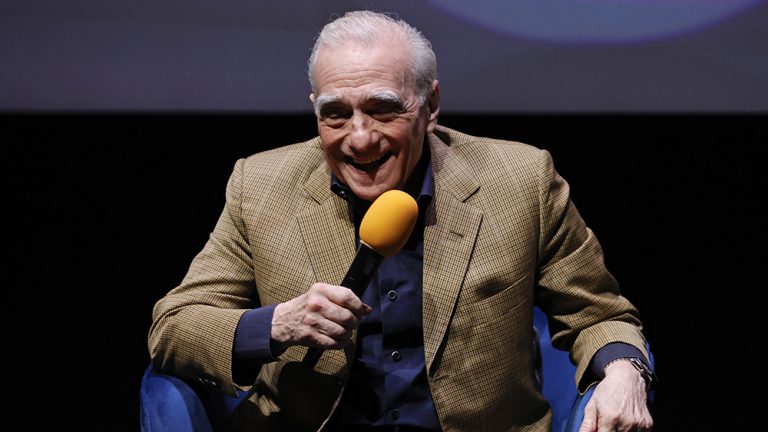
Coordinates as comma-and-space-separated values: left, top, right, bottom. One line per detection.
307, 10, 437, 104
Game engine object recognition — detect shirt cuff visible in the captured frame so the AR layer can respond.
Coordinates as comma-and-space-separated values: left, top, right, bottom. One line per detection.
233, 304, 282, 364
589, 342, 652, 380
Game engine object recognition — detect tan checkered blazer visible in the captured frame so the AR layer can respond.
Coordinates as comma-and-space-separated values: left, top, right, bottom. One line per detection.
149, 125, 648, 431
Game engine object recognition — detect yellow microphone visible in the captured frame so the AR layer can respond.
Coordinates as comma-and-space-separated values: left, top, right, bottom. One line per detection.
303, 190, 418, 366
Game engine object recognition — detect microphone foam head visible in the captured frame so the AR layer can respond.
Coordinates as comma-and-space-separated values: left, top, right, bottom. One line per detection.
359, 190, 419, 257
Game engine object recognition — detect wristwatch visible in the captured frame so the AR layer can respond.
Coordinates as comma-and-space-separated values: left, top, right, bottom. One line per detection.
625, 357, 657, 391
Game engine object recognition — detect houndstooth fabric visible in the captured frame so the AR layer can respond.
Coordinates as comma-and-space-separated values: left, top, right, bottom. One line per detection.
148, 125, 648, 431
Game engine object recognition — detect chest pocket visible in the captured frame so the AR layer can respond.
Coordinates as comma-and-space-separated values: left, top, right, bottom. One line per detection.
464, 272, 533, 326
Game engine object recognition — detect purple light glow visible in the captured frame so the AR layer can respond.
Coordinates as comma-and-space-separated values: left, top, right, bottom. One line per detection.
430, 0, 764, 44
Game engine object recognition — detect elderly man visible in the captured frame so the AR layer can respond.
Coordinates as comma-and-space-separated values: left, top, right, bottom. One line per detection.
149, 10, 654, 432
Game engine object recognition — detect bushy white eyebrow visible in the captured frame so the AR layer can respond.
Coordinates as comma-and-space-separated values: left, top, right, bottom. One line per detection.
313, 90, 407, 116
313, 94, 342, 113
368, 90, 405, 106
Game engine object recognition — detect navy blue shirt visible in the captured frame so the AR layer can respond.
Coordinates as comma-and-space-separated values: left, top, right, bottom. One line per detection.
231, 149, 651, 429
324, 153, 439, 430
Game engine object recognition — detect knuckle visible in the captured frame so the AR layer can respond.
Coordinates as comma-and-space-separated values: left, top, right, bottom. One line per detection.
339, 310, 356, 325
303, 314, 319, 326
305, 297, 325, 312
340, 286, 356, 300
308, 283, 330, 298
309, 282, 327, 291
337, 323, 350, 335
297, 327, 313, 340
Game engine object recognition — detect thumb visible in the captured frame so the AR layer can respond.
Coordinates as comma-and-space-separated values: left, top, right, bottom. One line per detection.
579, 400, 597, 432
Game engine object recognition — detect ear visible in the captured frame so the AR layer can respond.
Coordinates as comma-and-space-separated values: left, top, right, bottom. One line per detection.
426, 80, 440, 132
309, 93, 318, 117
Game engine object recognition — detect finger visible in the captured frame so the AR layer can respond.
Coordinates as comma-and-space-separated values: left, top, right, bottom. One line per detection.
310, 318, 354, 348
312, 314, 354, 340
295, 312, 352, 347
325, 323, 354, 346
596, 414, 618, 432
306, 284, 371, 327
579, 399, 597, 432
322, 304, 361, 329
304, 288, 362, 327
306, 331, 342, 349
321, 285, 371, 316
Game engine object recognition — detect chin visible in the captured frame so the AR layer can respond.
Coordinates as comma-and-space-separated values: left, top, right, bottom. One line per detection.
350, 183, 397, 202
352, 187, 387, 202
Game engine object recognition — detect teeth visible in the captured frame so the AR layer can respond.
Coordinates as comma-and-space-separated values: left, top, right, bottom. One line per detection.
346, 153, 391, 172
354, 155, 383, 164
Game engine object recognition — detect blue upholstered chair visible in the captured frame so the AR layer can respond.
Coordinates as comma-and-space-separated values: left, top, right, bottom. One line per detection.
141, 307, 653, 432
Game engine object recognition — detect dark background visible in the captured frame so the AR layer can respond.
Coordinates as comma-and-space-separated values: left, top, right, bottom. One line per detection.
7, 113, 766, 430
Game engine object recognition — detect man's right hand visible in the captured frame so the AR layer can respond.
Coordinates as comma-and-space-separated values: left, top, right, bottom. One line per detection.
270, 283, 372, 351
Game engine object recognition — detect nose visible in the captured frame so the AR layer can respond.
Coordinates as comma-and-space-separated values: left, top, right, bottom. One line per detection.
347, 110, 378, 152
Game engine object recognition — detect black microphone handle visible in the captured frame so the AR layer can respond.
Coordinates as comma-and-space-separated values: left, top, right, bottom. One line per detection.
302, 243, 384, 367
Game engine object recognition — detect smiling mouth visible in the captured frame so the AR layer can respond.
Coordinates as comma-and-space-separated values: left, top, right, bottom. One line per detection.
346, 153, 392, 173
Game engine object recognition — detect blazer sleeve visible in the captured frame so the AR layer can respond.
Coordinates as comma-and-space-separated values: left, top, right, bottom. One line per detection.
148, 158, 260, 397
533, 149, 649, 388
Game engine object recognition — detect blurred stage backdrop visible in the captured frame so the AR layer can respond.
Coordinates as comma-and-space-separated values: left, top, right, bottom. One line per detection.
4, 1, 767, 430
2, 0, 767, 112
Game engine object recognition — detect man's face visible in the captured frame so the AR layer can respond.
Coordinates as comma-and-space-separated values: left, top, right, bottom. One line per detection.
311, 40, 439, 201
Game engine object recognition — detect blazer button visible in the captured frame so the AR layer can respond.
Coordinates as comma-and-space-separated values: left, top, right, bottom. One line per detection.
391, 350, 402, 361
390, 409, 400, 420
387, 290, 398, 301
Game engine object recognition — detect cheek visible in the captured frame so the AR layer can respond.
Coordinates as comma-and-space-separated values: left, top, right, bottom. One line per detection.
386, 126, 418, 152
319, 130, 344, 154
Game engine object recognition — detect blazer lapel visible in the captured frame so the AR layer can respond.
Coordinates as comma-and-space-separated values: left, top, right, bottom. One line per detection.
298, 162, 356, 286
296, 163, 357, 373
423, 132, 483, 373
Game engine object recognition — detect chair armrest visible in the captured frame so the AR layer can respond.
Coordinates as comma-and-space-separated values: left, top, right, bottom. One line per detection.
563, 385, 595, 432
140, 364, 213, 432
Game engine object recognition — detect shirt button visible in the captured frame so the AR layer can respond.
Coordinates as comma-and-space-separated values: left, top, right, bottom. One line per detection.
387, 290, 398, 300
390, 409, 400, 420
391, 350, 402, 361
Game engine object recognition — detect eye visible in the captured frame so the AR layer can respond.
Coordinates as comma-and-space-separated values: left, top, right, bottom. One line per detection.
367, 101, 405, 120
319, 104, 351, 127
320, 107, 351, 120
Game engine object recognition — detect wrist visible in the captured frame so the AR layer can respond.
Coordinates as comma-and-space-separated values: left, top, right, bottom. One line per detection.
270, 303, 292, 348
604, 357, 656, 391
